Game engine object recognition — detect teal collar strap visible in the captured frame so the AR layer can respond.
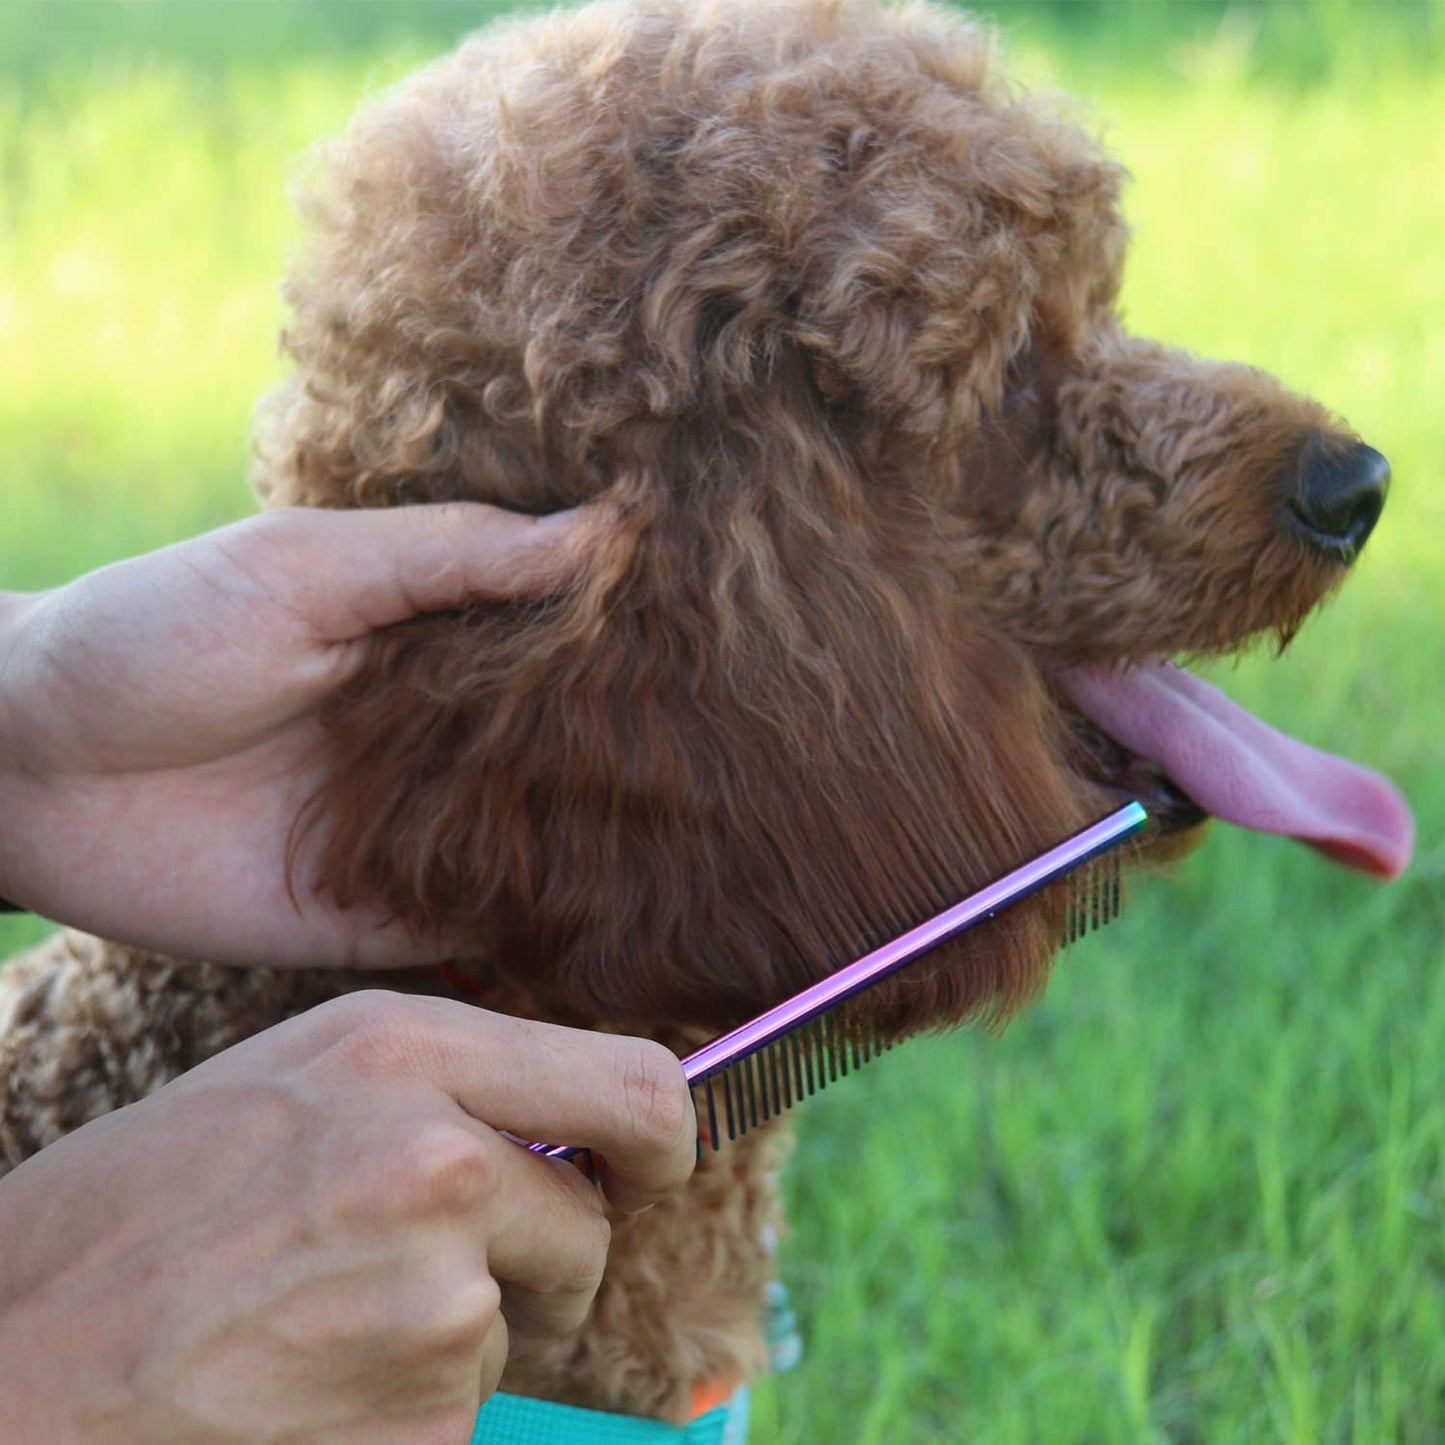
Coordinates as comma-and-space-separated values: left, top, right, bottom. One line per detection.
472, 1387, 750, 1445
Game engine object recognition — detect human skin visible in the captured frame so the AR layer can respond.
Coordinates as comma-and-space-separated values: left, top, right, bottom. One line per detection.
0, 501, 602, 966
0, 500, 699, 1441
0, 993, 696, 1444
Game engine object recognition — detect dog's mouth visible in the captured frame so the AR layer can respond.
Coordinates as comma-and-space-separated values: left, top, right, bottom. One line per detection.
1063, 709, 1210, 836
1051, 659, 1414, 877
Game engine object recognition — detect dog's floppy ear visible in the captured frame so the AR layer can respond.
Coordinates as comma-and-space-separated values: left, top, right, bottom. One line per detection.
299, 330, 1087, 1035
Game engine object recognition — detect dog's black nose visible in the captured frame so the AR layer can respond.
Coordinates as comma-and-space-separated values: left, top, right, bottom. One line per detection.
1288, 438, 1389, 564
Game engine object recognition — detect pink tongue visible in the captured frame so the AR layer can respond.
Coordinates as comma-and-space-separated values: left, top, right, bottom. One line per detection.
1054, 661, 1414, 878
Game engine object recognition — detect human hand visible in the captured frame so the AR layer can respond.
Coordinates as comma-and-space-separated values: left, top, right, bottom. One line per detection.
0, 992, 695, 1445
0, 504, 594, 964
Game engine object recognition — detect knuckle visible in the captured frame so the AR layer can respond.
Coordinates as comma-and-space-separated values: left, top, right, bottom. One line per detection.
385, 1261, 499, 1365
312, 988, 405, 1037
612, 1038, 691, 1153
243, 505, 298, 545
232, 508, 338, 617
310, 991, 419, 1077
398, 1125, 499, 1215
242, 507, 312, 570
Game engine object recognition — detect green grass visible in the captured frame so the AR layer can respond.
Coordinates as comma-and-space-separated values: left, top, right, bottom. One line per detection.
3, 4, 1443, 1440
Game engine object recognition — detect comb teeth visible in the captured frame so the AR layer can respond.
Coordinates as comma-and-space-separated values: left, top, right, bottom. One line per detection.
693, 1012, 900, 1151
692, 835, 1131, 1152
1061, 847, 1123, 946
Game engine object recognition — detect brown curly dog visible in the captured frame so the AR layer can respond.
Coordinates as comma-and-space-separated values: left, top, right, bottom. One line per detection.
0, 0, 1412, 1426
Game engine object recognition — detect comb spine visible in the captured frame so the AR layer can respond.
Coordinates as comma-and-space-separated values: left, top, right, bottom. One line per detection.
686, 801, 1146, 1090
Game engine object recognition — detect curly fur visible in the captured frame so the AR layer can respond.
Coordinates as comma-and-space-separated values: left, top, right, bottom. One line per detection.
1, 0, 1370, 1423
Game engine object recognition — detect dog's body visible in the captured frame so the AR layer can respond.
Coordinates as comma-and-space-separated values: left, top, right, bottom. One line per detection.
0, 0, 1410, 1425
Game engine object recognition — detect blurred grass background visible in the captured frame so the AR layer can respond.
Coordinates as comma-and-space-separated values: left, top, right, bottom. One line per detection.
2, 2, 1442, 1440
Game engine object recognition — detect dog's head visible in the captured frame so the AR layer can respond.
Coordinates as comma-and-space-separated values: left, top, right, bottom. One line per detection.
257, 0, 1411, 1034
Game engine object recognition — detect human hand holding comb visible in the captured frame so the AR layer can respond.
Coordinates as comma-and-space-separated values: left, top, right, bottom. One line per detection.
0, 994, 695, 1442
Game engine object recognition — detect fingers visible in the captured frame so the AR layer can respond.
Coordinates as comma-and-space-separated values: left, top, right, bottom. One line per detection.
387, 1118, 605, 1347
439, 1009, 698, 1217
296, 993, 690, 1342
313, 994, 697, 1215
479, 1139, 613, 1341
242, 502, 606, 643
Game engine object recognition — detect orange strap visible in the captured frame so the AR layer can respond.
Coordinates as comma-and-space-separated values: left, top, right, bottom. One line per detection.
687, 1378, 739, 1420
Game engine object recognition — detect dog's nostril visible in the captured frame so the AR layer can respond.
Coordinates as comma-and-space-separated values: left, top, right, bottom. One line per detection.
1287, 439, 1390, 565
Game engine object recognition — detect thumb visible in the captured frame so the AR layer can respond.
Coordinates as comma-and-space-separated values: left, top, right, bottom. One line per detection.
268, 502, 602, 642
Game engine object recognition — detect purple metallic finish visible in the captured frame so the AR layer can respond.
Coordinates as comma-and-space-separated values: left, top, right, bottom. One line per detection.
527, 800, 1146, 1159
681, 800, 1144, 1081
